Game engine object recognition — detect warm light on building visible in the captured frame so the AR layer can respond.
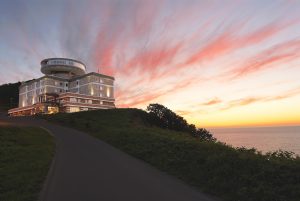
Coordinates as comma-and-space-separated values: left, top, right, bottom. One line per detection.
91, 87, 94, 96
107, 88, 110, 97
8, 58, 115, 116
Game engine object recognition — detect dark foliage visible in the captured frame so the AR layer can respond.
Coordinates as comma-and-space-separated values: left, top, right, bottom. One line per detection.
44, 109, 300, 201
0, 127, 54, 201
146, 103, 215, 141
0, 82, 21, 111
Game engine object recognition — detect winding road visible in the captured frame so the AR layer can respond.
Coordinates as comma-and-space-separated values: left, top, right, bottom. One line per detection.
0, 113, 219, 201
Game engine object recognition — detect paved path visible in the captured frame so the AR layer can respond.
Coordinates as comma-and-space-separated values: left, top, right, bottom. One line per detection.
0, 114, 219, 201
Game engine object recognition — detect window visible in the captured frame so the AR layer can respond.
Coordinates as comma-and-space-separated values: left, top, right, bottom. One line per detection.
66, 83, 68, 87
48, 106, 59, 114
60, 82, 62, 86
92, 100, 100, 104
69, 107, 80, 113
106, 88, 110, 97
76, 81, 79, 86
90, 88, 94, 95
59, 89, 62, 93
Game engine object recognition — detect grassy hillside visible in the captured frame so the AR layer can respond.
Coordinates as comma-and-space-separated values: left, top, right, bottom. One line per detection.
0, 82, 21, 111
44, 109, 300, 201
0, 126, 55, 201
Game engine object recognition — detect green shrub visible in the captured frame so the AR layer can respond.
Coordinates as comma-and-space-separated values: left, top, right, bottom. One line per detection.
44, 108, 300, 201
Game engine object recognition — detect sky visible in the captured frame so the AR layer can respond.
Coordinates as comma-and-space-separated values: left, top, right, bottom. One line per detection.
0, 0, 300, 127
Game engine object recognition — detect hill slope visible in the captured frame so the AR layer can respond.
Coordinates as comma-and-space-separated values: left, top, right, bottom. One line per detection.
0, 126, 54, 201
44, 108, 300, 201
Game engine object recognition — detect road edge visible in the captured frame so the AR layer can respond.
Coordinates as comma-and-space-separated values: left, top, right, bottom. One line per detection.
38, 126, 60, 201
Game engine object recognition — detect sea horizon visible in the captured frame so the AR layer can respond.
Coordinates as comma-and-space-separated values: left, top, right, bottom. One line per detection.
207, 124, 300, 130
210, 125, 300, 156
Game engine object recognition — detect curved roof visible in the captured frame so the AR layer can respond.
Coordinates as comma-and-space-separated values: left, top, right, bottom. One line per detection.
41, 58, 86, 76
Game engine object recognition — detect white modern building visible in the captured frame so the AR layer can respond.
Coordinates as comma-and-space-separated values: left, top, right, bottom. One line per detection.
8, 58, 115, 116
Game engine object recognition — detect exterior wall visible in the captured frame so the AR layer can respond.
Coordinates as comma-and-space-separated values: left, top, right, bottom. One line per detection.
69, 80, 77, 88
10, 72, 115, 116
69, 74, 114, 99
18, 77, 66, 107
9, 58, 115, 116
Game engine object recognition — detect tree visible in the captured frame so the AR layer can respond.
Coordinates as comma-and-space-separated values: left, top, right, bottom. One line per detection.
146, 103, 215, 141
147, 103, 189, 131
194, 128, 216, 141
0, 82, 21, 111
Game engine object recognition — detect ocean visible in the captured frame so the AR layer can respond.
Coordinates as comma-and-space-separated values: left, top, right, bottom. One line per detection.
210, 126, 300, 156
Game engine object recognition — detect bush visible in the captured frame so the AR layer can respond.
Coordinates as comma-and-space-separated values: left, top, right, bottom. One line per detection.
146, 103, 215, 141
44, 108, 300, 201
0, 82, 21, 111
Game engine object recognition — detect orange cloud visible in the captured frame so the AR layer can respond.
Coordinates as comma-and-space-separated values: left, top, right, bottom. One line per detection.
219, 87, 300, 111
202, 98, 222, 106
175, 110, 193, 116
52, 1, 300, 113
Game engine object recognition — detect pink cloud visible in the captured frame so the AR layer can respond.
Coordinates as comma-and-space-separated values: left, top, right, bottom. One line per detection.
183, 21, 298, 67
227, 39, 300, 79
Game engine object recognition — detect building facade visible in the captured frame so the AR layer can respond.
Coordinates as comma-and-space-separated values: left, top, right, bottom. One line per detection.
8, 58, 115, 116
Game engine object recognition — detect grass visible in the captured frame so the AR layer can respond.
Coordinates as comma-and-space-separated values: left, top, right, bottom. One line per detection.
0, 126, 55, 201
44, 108, 300, 201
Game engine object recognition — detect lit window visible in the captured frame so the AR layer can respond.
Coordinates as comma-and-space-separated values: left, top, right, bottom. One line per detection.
48, 106, 59, 114
90, 87, 94, 95
70, 107, 80, 113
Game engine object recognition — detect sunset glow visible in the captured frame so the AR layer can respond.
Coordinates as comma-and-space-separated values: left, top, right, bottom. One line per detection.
1, 0, 300, 127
